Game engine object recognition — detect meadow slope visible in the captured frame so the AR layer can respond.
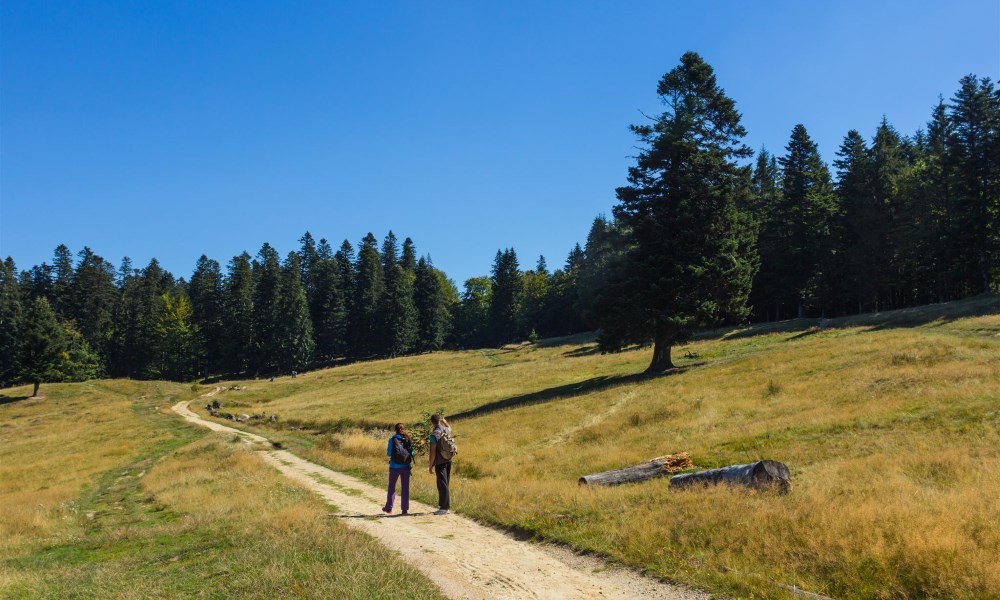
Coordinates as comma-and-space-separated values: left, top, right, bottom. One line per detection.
199, 295, 1000, 599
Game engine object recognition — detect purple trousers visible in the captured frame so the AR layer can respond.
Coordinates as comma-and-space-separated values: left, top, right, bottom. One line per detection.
384, 467, 411, 512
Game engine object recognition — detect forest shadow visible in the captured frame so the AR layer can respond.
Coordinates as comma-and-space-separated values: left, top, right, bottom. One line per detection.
701, 294, 1000, 342
450, 372, 652, 421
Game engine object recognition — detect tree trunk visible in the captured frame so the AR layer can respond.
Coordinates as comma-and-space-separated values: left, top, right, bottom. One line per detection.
32, 381, 40, 397
646, 335, 674, 374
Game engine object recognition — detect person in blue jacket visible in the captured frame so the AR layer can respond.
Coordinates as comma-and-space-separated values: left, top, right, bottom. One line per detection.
383, 423, 413, 515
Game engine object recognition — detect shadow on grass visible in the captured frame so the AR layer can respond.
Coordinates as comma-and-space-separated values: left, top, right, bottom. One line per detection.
449, 371, 666, 421
562, 345, 602, 358
0, 394, 32, 406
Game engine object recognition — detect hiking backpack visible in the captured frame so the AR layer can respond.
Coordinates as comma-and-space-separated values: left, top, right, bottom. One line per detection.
434, 427, 458, 460
390, 435, 413, 465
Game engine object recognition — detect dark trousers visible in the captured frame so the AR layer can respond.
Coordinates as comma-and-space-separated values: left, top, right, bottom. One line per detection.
434, 461, 451, 510
385, 467, 410, 512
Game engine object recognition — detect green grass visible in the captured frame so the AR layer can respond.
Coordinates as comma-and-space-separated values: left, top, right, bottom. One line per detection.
199, 294, 1000, 599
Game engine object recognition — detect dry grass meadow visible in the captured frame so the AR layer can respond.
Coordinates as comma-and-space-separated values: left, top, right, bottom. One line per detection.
201, 295, 1000, 599
0, 380, 444, 599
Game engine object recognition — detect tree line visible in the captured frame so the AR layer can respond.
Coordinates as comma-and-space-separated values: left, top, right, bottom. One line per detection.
2, 54, 996, 387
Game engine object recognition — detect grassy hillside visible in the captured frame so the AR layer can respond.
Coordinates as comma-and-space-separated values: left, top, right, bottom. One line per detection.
201, 295, 1000, 599
0, 381, 444, 599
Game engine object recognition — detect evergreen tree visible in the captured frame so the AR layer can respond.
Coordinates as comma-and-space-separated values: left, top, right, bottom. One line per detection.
298, 231, 319, 293
51, 244, 73, 317
536, 255, 548, 276
0, 258, 22, 386
454, 277, 492, 347
489, 249, 522, 345
22, 264, 53, 302
380, 232, 417, 356
222, 253, 254, 374
18, 297, 65, 397
107, 259, 142, 377
948, 75, 1000, 293
251, 243, 282, 374
834, 129, 873, 312
749, 148, 785, 320
868, 119, 912, 309
350, 234, 384, 356
276, 252, 315, 370
70, 247, 117, 355
334, 240, 357, 355
908, 100, 959, 301
133, 259, 172, 378
54, 320, 102, 382
156, 292, 196, 380
401, 238, 417, 272
412, 258, 456, 351
310, 239, 347, 361
577, 215, 624, 328
776, 124, 837, 316
597, 52, 757, 373
518, 265, 549, 338
189, 255, 225, 376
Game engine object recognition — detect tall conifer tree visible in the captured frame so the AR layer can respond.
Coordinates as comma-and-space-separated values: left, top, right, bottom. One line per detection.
597, 52, 757, 373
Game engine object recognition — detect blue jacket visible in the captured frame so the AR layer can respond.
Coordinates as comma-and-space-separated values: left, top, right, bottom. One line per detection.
387, 433, 413, 469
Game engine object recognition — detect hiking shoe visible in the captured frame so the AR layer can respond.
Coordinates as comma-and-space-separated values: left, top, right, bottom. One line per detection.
382, 508, 392, 514
433, 509, 449, 515
401, 510, 408, 515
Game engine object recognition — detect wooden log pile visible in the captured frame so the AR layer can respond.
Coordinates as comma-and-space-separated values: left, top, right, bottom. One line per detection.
579, 452, 695, 486
669, 460, 791, 494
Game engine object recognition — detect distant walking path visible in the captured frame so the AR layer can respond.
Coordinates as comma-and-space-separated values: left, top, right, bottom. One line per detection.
172, 398, 708, 600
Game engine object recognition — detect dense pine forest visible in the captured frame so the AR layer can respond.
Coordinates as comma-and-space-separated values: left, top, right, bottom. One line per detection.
1, 64, 997, 388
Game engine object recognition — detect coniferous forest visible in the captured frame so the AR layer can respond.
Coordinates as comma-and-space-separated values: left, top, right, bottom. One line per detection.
1, 56, 997, 388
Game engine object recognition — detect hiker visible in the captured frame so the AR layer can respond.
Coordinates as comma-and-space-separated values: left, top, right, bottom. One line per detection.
383, 423, 414, 515
427, 414, 454, 515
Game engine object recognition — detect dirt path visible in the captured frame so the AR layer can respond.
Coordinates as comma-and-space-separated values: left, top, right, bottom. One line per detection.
172, 399, 710, 600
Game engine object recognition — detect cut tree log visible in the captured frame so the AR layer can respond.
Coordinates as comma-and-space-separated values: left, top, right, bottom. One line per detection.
578, 452, 694, 486
669, 460, 791, 493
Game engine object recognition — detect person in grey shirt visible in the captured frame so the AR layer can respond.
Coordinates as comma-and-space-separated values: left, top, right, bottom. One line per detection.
427, 413, 452, 515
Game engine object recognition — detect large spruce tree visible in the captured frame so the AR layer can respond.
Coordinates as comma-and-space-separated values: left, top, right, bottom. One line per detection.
597, 52, 757, 373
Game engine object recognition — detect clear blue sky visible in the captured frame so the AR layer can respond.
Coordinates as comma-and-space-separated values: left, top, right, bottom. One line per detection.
2, 1, 998, 285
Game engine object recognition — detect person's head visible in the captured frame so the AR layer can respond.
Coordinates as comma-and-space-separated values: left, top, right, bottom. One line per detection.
395, 422, 409, 440
430, 414, 441, 425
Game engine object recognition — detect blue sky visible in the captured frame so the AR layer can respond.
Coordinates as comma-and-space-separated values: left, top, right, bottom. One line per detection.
2, 1, 998, 285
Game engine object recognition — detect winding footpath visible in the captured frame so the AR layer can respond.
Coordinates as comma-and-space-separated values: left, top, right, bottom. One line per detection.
172, 397, 709, 600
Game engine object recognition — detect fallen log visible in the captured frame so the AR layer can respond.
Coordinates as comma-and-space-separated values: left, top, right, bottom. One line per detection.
669, 460, 791, 494
579, 452, 694, 486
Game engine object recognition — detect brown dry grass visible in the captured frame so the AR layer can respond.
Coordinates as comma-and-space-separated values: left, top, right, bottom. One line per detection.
0, 380, 445, 599
206, 295, 1000, 599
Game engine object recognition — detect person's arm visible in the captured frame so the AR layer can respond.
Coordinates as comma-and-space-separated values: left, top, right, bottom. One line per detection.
387, 437, 393, 461
428, 433, 437, 473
